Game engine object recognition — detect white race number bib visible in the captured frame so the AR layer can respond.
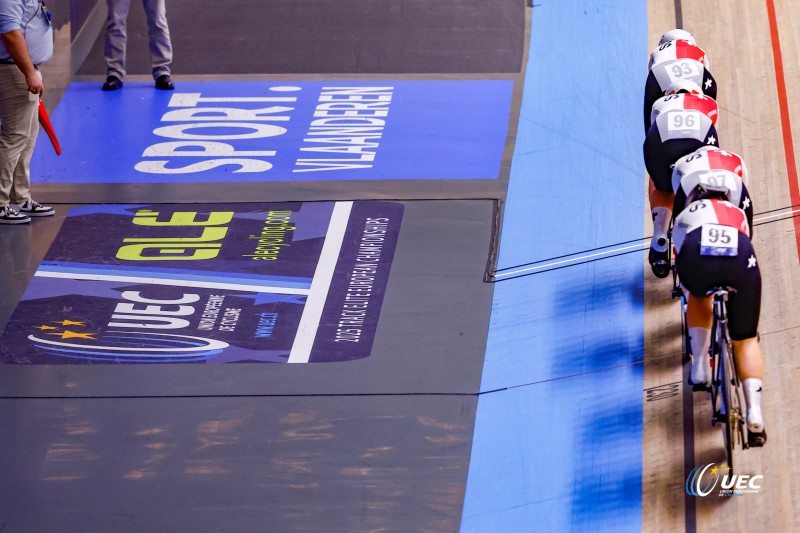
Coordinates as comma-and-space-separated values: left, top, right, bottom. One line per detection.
668, 110, 702, 133
700, 224, 738, 257
667, 60, 701, 83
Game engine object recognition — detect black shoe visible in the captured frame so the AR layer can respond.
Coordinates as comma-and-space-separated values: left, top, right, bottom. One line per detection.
0, 206, 30, 224
16, 198, 54, 217
155, 74, 174, 90
102, 76, 123, 91
648, 246, 671, 278
748, 428, 767, 447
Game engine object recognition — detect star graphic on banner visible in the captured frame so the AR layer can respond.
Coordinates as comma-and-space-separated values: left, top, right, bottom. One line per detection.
748, 255, 757, 268
705, 78, 713, 90
54, 320, 86, 327
35, 325, 59, 331
707, 135, 717, 145
743, 196, 751, 210
725, 465, 731, 473
710, 465, 719, 475
47, 330, 97, 340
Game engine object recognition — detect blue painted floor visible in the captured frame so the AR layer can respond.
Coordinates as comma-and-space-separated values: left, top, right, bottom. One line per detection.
462, 2, 648, 530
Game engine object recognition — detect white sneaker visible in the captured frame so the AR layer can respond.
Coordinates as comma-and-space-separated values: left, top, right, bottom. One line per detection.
16, 198, 54, 217
0, 205, 31, 224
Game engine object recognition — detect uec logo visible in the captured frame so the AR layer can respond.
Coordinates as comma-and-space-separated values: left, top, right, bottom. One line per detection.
685, 463, 763, 497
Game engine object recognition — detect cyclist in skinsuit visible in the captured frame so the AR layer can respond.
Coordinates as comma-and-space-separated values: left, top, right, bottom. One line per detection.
645, 38, 716, 133
672, 191, 766, 446
644, 82, 719, 278
672, 146, 753, 227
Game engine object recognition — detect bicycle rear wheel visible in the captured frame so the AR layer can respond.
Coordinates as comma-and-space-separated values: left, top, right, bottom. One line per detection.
719, 339, 745, 475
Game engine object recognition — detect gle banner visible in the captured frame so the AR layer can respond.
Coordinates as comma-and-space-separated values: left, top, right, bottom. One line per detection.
0, 201, 403, 364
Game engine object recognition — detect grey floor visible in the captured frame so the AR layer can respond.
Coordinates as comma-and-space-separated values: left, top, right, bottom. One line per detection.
0, 1, 527, 530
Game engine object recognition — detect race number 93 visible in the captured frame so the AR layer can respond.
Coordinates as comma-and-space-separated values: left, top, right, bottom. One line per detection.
667, 60, 700, 82
700, 224, 738, 257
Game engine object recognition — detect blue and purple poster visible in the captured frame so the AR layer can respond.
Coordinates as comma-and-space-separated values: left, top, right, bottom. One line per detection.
0, 201, 403, 364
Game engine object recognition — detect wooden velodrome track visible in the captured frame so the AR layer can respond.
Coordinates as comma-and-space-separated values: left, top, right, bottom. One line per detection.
3, 1, 798, 530
644, 1, 800, 532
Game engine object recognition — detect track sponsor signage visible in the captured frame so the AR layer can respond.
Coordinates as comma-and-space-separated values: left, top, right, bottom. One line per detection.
685, 463, 763, 497
0, 201, 403, 364
32, 80, 512, 183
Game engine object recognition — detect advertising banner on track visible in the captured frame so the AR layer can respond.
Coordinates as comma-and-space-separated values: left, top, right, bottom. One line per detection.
0, 201, 403, 364
31, 80, 512, 183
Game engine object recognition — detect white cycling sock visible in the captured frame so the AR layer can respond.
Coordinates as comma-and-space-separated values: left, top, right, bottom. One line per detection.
689, 327, 711, 385
651, 207, 672, 252
743, 378, 764, 432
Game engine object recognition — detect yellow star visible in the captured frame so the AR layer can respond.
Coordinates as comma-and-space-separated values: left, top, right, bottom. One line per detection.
725, 465, 731, 473
54, 320, 86, 327
35, 325, 59, 330
47, 330, 96, 340
710, 465, 719, 475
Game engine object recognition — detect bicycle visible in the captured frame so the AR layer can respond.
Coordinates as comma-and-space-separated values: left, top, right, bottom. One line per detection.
670, 258, 750, 473
706, 287, 749, 474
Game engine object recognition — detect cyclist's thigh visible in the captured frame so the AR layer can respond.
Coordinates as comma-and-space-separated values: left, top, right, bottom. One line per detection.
644, 135, 706, 192
727, 239, 761, 340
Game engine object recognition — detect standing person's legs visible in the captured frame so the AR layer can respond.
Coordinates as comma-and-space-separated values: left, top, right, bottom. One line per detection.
9, 88, 39, 204
142, 0, 172, 79
105, 0, 133, 80
0, 65, 37, 208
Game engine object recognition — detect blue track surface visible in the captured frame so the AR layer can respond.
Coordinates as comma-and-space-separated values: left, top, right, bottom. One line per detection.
462, 2, 647, 531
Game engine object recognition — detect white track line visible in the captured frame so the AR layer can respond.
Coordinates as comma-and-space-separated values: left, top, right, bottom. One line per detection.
494, 241, 648, 279
493, 207, 800, 280
288, 201, 353, 363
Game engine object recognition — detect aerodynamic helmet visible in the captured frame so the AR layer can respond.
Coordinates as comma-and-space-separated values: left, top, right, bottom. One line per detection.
686, 181, 731, 206
664, 79, 703, 96
659, 29, 696, 45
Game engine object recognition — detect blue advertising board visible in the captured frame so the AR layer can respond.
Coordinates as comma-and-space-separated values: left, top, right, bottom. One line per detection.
32, 81, 512, 183
0, 201, 403, 364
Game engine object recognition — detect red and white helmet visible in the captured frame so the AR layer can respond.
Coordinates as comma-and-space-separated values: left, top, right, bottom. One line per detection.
659, 29, 696, 45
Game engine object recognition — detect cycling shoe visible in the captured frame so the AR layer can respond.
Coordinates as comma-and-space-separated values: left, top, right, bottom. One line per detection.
748, 428, 767, 448
649, 246, 671, 278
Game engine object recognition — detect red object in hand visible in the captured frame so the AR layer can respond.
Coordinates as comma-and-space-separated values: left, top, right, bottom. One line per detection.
37, 99, 61, 156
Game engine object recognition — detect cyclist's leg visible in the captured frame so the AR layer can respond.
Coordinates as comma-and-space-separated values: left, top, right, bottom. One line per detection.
686, 293, 713, 387
732, 338, 765, 440
678, 232, 716, 388
727, 249, 765, 440
649, 181, 673, 254
644, 135, 703, 278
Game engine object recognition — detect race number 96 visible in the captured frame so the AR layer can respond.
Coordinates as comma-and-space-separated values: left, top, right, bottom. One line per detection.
668, 110, 701, 132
